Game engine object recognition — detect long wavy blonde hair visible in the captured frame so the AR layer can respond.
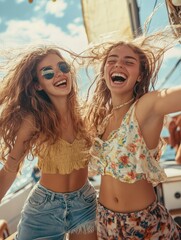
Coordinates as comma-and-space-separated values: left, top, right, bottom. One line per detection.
84, 25, 181, 133
0, 44, 90, 162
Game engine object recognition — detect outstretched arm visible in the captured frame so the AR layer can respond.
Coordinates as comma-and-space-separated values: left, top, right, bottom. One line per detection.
0, 156, 24, 202
154, 86, 181, 115
0, 116, 35, 202
140, 86, 181, 118
136, 86, 181, 150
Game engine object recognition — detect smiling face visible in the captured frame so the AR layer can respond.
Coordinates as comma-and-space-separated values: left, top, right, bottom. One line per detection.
103, 44, 140, 97
36, 53, 72, 99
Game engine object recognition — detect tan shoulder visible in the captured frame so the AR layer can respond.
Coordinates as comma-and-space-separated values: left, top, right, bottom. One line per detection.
21, 114, 35, 127
17, 114, 36, 141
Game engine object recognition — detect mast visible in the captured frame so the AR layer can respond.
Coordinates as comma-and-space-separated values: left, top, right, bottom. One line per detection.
127, 0, 142, 37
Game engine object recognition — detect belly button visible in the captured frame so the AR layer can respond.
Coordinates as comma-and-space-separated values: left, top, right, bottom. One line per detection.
114, 197, 119, 203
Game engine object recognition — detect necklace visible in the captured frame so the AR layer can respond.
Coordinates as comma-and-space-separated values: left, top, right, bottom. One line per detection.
113, 97, 134, 110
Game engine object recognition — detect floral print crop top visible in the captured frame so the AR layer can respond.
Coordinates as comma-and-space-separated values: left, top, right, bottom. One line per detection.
89, 102, 167, 186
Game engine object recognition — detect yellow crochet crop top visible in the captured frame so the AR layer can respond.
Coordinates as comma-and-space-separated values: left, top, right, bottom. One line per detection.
37, 137, 89, 174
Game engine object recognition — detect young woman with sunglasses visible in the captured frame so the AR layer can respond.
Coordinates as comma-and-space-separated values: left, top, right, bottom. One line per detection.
85, 27, 181, 239
0, 45, 97, 240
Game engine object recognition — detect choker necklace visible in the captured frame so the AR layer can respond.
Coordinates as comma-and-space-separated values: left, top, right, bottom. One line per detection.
113, 98, 134, 110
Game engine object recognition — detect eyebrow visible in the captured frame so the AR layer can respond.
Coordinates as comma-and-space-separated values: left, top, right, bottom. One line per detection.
108, 54, 137, 61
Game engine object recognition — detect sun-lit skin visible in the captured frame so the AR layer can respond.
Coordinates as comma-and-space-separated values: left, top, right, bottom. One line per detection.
93, 44, 181, 214
34, 55, 89, 194
85, 27, 181, 237
0, 47, 98, 239
99, 46, 158, 212
103, 45, 140, 106
36, 54, 98, 240
36, 54, 98, 239
36, 54, 72, 101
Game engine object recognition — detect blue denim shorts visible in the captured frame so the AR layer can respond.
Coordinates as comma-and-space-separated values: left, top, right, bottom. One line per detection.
15, 180, 97, 240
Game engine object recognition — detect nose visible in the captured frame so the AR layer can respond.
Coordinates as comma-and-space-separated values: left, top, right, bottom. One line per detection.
115, 61, 123, 68
55, 68, 63, 78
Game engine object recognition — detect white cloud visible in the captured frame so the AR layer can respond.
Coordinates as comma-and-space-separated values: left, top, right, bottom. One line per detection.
34, 1, 47, 11
33, 0, 67, 18
67, 22, 84, 36
45, 0, 67, 18
74, 17, 82, 24
0, 18, 88, 53
16, 0, 24, 3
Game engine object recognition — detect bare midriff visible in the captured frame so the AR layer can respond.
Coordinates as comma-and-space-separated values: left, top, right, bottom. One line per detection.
40, 167, 88, 193
99, 175, 156, 213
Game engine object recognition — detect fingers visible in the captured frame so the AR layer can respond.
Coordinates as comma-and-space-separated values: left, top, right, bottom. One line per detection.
168, 115, 181, 163
168, 120, 178, 147
175, 144, 181, 164
175, 116, 181, 139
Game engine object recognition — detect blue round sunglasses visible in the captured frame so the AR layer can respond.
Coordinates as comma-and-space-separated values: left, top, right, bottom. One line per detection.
41, 61, 70, 80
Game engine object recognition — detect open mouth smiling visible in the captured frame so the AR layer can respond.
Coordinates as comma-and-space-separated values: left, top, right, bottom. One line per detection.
111, 73, 127, 83
54, 79, 67, 87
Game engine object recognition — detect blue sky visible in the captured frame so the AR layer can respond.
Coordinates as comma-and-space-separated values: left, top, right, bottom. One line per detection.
0, 0, 180, 92
0, 0, 87, 52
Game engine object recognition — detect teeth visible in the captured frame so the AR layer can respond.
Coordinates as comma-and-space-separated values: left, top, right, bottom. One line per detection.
111, 73, 126, 78
54, 79, 67, 86
111, 72, 126, 83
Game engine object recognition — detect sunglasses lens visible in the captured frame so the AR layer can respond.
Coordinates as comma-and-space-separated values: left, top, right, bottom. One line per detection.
42, 69, 54, 80
44, 73, 54, 79
58, 62, 70, 73
41, 62, 70, 80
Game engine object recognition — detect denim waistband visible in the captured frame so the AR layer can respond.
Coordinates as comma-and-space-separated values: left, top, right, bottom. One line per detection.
36, 180, 91, 201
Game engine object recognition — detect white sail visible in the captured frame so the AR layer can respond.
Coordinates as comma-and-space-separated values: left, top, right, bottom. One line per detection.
81, 0, 140, 43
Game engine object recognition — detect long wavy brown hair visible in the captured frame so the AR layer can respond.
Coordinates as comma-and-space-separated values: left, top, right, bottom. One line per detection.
0, 44, 90, 162
84, 25, 181, 133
